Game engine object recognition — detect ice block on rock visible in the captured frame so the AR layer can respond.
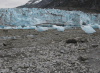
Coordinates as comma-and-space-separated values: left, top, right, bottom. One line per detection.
16, 26, 22, 29
64, 26, 72, 29
4, 26, 12, 29
35, 26, 48, 32
57, 26, 65, 31
98, 25, 100, 30
90, 24, 99, 28
81, 25, 96, 34
52, 25, 59, 29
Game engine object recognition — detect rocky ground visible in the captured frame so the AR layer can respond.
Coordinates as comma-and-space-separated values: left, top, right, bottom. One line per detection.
0, 28, 100, 73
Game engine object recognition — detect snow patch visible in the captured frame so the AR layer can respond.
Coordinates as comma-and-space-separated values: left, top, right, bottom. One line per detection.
33, 0, 42, 4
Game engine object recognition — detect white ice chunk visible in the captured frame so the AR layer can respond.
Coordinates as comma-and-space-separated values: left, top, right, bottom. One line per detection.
29, 26, 36, 29
26, 35, 34, 39
57, 26, 65, 31
4, 26, 12, 29
23, 26, 30, 29
23, 26, 36, 29
52, 25, 59, 29
90, 24, 99, 28
81, 25, 96, 34
35, 27, 48, 32
98, 25, 100, 30
16, 26, 22, 29
64, 26, 72, 29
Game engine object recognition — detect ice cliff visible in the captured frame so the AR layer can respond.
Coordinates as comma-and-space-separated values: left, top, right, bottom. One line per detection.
0, 8, 100, 28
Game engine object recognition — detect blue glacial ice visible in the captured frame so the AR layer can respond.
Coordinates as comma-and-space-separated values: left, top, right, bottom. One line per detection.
0, 8, 100, 33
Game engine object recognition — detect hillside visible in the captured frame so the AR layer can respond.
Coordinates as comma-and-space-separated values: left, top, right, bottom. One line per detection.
18, 0, 100, 13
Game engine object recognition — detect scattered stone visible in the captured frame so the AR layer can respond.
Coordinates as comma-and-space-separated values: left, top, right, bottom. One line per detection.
75, 37, 88, 43
60, 50, 64, 53
92, 44, 98, 48
2, 41, 13, 48
3, 43, 7, 46
26, 35, 34, 39
98, 71, 100, 73
78, 48, 86, 52
17, 68, 21, 73
24, 63, 30, 68
12, 65, 18, 70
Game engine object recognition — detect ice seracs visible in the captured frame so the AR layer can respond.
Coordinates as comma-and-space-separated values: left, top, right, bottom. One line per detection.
0, 8, 100, 27
80, 20, 96, 34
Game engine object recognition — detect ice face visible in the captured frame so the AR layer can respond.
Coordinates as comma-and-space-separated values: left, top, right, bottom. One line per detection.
0, 8, 100, 29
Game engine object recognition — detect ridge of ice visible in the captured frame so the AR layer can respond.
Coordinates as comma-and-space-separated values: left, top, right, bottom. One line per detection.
0, 8, 100, 27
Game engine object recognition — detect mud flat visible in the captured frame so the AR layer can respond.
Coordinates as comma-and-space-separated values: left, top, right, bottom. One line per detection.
0, 28, 100, 73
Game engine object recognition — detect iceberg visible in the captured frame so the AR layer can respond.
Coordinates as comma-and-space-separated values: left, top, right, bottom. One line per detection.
35, 26, 48, 32
52, 25, 59, 29
81, 25, 96, 34
98, 25, 100, 30
4, 26, 12, 29
57, 26, 65, 31
90, 24, 99, 29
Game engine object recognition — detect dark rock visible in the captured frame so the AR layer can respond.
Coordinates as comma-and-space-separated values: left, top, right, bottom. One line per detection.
3, 43, 7, 46
66, 39, 77, 44
60, 50, 64, 53
82, 22, 87, 25
78, 56, 88, 62
98, 71, 100, 73
92, 44, 98, 48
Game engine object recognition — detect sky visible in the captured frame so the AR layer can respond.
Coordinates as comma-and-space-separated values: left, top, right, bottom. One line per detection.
0, 0, 29, 8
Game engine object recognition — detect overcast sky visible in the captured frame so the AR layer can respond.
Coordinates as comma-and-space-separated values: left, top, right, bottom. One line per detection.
0, 0, 29, 8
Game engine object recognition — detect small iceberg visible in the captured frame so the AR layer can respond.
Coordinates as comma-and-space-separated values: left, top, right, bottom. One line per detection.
98, 25, 100, 30
22, 26, 36, 29
4, 26, 12, 29
64, 26, 72, 29
52, 25, 59, 29
90, 24, 99, 29
16, 26, 22, 29
81, 25, 96, 34
35, 26, 48, 32
57, 26, 65, 31
23, 26, 30, 29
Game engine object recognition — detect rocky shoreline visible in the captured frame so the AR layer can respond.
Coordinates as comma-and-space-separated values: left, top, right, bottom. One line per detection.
0, 29, 100, 73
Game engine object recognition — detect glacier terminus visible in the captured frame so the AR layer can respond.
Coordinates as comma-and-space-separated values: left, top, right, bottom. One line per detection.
0, 8, 100, 33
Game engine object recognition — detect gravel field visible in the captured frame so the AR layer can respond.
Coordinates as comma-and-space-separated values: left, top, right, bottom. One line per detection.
0, 28, 100, 73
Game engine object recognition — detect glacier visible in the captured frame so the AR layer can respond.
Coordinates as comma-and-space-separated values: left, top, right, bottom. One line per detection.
0, 8, 100, 31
